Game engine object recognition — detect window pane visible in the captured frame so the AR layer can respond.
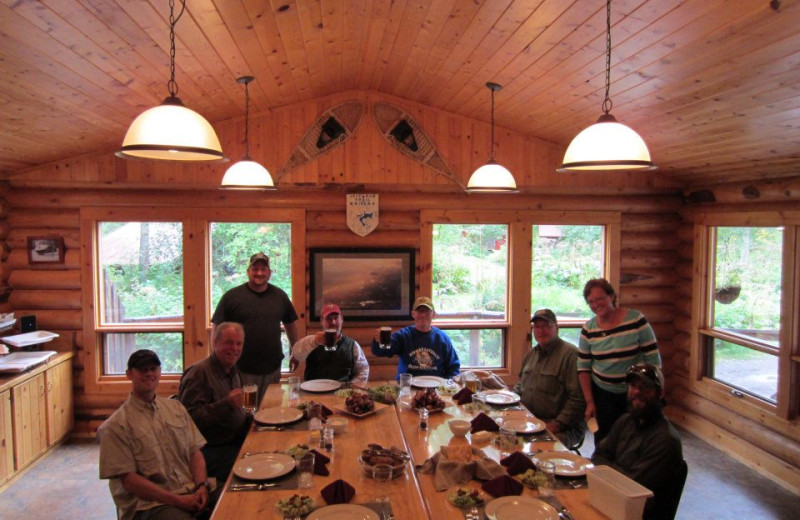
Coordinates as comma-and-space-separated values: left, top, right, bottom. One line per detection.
713, 227, 782, 346
210, 222, 293, 315
103, 332, 184, 375
432, 224, 508, 320
557, 327, 582, 347
531, 225, 604, 322
709, 338, 777, 402
447, 329, 503, 368
99, 222, 183, 325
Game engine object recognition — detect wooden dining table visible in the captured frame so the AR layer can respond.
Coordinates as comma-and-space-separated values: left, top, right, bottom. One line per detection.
210, 381, 611, 520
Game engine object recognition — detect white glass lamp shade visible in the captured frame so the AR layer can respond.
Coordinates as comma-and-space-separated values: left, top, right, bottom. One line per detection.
465, 160, 518, 193
558, 114, 656, 172
117, 98, 224, 161
221, 159, 275, 190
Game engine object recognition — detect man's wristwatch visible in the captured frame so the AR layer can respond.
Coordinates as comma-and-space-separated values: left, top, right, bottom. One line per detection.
194, 479, 210, 492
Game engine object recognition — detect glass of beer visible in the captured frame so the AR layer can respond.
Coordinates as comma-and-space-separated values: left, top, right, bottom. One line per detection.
464, 371, 481, 393
242, 384, 258, 414
379, 327, 392, 349
323, 329, 337, 351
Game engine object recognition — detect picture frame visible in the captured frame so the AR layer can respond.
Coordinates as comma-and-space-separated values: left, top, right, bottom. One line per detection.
310, 248, 415, 322
27, 236, 65, 264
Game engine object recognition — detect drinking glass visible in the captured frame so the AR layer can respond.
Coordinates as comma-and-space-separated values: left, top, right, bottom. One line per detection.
323, 329, 337, 351
498, 425, 516, 453
372, 463, 393, 513
242, 384, 258, 414
287, 376, 301, 401
399, 373, 413, 398
464, 371, 481, 393
537, 460, 556, 497
379, 327, 392, 349
296, 452, 315, 489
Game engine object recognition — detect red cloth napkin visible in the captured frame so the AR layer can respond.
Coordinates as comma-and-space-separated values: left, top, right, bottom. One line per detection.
310, 449, 330, 476
453, 387, 473, 404
471, 412, 499, 433
481, 475, 524, 497
500, 451, 536, 476
321, 479, 356, 504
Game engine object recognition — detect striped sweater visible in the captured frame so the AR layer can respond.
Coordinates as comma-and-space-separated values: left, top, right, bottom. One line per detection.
578, 309, 661, 393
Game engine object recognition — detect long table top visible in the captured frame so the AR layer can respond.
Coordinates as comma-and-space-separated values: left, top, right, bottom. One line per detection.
210, 382, 610, 520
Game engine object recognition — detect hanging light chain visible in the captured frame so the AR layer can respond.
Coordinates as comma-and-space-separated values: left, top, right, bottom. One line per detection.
244, 79, 251, 158
167, 0, 186, 98
602, 0, 613, 115
489, 86, 496, 161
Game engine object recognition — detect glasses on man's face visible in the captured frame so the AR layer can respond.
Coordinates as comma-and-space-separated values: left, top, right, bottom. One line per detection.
532, 323, 553, 330
627, 364, 660, 386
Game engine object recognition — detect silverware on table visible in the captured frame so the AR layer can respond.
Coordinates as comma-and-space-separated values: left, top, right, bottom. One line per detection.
255, 425, 286, 432
230, 482, 280, 491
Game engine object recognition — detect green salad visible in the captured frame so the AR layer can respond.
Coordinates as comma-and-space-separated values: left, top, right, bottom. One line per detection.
437, 384, 459, 396
286, 443, 310, 458
516, 468, 538, 488
447, 488, 484, 508
275, 494, 315, 516
368, 384, 398, 404
336, 388, 356, 398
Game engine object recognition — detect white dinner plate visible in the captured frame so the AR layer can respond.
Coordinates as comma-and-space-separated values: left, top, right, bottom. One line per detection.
503, 417, 546, 434
232, 452, 295, 480
300, 379, 342, 393
254, 406, 304, 425
307, 504, 380, 520
1, 330, 59, 347
485, 496, 558, 520
411, 375, 446, 389
532, 451, 594, 477
479, 389, 521, 406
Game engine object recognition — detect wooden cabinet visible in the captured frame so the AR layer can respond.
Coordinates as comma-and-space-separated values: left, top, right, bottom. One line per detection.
0, 352, 73, 487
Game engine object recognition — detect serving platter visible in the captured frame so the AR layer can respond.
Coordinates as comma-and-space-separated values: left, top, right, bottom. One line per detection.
411, 375, 446, 389
254, 407, 304, 425
485, 496, 557, 520
334, 401, 389, 419
232, 452, 295, 480
307, 504, 379, 520
300, 379, 342, 393
532, 451, 594, 477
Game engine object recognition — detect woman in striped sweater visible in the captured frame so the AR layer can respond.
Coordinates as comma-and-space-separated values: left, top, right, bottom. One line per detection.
577, 278, 662, 442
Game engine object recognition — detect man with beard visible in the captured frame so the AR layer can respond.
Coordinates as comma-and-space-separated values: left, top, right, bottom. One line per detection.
591, 363, 685, 520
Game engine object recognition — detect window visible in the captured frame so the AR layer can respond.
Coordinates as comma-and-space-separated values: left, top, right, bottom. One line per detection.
82, 208, 305, 391
703, 226, 784, 403
432, 223, 508, 368
531, 224, 605, 339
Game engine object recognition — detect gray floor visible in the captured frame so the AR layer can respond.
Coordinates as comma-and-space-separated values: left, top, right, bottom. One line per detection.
1, 426, 799, 519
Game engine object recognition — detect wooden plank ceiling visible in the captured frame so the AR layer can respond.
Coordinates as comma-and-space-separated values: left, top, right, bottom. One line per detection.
0, 0, 797, 187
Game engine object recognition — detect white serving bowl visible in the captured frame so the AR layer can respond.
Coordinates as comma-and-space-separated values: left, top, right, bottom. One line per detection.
448, 419, 471, 437
327, 416, 348, 434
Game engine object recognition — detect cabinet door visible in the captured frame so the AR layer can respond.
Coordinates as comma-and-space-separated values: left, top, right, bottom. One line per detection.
11, 373, 48, 470
0, 389, 13, 485
46, 360, 74, 445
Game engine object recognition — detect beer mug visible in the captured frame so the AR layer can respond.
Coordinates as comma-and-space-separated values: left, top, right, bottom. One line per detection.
323, 329, 337, 351
242, 384, 258, 414
379, 327, 392, 349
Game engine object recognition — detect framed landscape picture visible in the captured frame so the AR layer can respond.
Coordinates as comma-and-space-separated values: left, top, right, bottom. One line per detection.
310, 248, 415, 321
27, 236, 65, 264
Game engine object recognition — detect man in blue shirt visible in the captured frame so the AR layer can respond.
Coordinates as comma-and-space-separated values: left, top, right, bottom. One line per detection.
371, 296, 460, 379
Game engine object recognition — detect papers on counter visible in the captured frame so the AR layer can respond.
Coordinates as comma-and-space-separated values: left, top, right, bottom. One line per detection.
0, 350, 57, 373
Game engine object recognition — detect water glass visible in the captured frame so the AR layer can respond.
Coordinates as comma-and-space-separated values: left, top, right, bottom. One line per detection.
537, 460, 556, 497
287, 376, 301, 401
296, 452, 315, 489
399, 373, 413, 397
242, 384, 258, 414
372, 463, 393, 505
498, 425, 516, 452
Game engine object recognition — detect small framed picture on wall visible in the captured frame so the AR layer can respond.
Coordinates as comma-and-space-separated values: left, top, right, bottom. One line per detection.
27, 236, 65, 264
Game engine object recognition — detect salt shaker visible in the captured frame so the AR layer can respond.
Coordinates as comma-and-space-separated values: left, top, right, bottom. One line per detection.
322, 425, 334, 452
418, 407, 429, 430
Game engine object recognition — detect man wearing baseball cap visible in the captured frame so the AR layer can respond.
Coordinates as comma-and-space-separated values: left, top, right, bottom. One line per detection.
99, 349, 215, 520
592, 363, 685, 520
211, 252, 299, 401
290, 303, 369, 385
513, 309, 586, 450
370, 296, 460, 379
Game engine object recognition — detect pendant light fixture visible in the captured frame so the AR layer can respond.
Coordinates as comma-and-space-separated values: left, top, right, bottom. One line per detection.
221, 76, 275, 190
557, 0, 656, 172
117, 0, 224, 162
465, 82, 518, 193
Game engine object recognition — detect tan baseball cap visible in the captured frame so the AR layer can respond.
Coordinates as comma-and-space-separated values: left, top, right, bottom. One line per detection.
412, 296, 435, 311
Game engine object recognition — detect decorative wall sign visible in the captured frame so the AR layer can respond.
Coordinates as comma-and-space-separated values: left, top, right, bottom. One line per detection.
309, 248, 414, 322
372, 102, 463, 188
275, 100, 365, 179
27, 236, 65, 264
346, 194, 379, 236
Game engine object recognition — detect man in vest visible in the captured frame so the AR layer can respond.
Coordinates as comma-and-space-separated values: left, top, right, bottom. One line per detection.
290, 303, 369, 385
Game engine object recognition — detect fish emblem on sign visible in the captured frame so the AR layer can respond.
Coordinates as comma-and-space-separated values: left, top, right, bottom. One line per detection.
347, 194, 379, 237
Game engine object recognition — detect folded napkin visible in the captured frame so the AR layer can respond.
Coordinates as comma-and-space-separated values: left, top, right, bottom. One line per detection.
482, 475, 524, 497
471, 413, 500, 433
453, 387, 473, 404
417, 446, 506, 491
500, 451, 536, 476
309, 449, 330, 476
321, 479, 356, 504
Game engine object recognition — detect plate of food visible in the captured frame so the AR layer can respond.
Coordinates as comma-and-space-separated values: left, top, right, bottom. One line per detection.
233, 452, 295, 480
275, 495, 316, 517
502, 417, 546, 434
334, 392, 386, 418
485, 496, 558, 520
307, 504, 379, 520
358, 443, 409, 478
300, 379, 342, 393
478, 389, 521, 406
448, 487, 485, 508
254, 406, 304, 425
410, 388, 447, 412
367, 384, 398, 404
531, 451, 594, 477
411, 375, 446, 389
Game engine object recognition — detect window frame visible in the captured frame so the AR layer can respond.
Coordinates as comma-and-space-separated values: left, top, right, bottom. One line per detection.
421, 209, 619, 377
81, 207, 306, 395
692, 211, 800, 419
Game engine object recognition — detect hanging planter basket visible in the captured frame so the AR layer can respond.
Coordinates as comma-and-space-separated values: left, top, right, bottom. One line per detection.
714, 285, 741, 304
